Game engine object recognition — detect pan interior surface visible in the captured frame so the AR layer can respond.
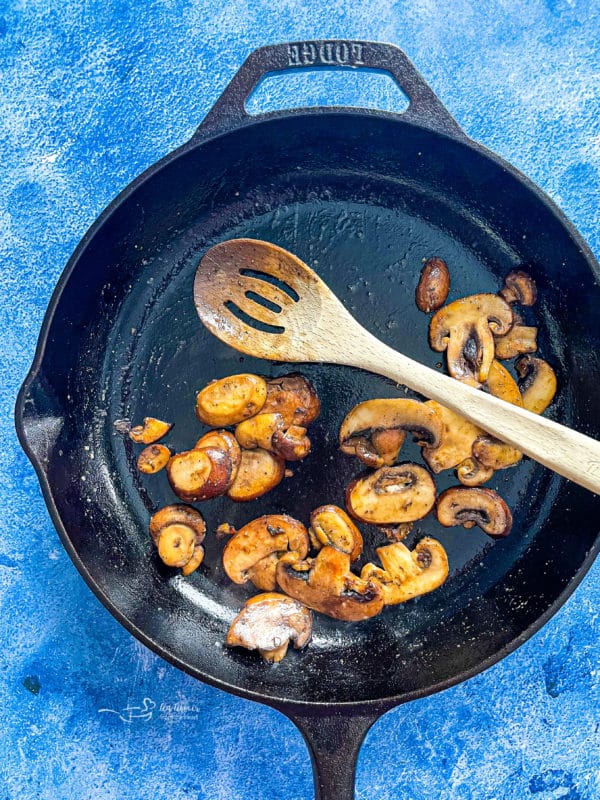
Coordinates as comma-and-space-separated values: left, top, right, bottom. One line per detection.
26, 113, 600, 704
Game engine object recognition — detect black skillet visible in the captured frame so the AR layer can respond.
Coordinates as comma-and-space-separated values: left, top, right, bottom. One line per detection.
15, 40, 600, 799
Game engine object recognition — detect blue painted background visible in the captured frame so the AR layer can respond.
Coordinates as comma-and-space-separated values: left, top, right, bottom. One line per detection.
1, 1, 599, 798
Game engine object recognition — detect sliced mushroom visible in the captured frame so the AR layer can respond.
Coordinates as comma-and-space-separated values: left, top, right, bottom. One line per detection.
415, 257, 451, 313
167, 446, 233, 502
276, 546, 384, 622
429, 293, 513, 383
484, 360, 524, 407
421, 401, 482, 474
261, 374, 321, 427
379, 522, 414, 542
494, 324, 538, 360
149, 504, 206, 573
194, 430, 242, 479
235, 413, 285, 451
361, 537, 449, 605
472, 435, 522, 470
137, 444, 171, 474
222, 514, 309, 589
129, 417, 172, 444
196, 374, 267, 427
226, 449, 285, 502
346, 463, 436, 525
455, 457, 495, 486
340, 399, 442, 466
499, 270, 537, 306
308, 505, 363, 561
515, 355, 557, 414
437, 487, 512, 538
226, 593, 313, 663
271, 426, 312, 461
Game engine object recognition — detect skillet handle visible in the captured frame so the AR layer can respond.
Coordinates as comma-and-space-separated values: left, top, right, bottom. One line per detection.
194, 40, 465, 140
284, 707, 382, 800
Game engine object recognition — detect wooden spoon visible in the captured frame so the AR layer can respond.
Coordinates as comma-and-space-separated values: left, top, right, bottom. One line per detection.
194, 238, 600, 495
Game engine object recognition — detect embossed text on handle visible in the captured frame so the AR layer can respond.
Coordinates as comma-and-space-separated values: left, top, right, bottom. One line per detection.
287, 41, 365, 68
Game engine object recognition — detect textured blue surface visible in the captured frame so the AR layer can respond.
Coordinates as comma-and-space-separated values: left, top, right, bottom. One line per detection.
2, 2, 600, 798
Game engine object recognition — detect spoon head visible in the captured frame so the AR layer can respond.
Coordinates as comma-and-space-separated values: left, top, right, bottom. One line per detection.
194, 238, 338, 362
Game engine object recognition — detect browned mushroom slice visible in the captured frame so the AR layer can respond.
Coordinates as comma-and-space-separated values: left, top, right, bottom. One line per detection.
196, 374, 267, 427
276, 546, 384, 622
378, 522, 414, 542
226, 593, 313, 663
472, 435, 522, 470
308, 505, 363, 562
346, 463, 436, 525
149, 504, 206, 572
361, 537, 449, 605
167, 446, 233, 502
271, 426, 312, 461
261, 374, 321, 427
429, 293, 513, 383
129, 417, 172, 444
437, 487, 512, 538
421, 401, 482, 474
515, 355, 558, 414
494, 324, 538, 360
484, 360, 524, 407
235, 413, 285, 451
222, 514, 309, 589
137, 444, 171, 475
340, 398, 442, 466
499, 270, 537, 306
194, 430, 242, 479
455, 457, 495, 486
226, 448, 285, 502
415, 257, 450, 313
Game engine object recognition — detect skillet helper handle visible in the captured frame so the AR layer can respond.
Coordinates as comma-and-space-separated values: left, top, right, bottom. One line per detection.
285, 708, 380, 800
194, 40, 465, 139
351, 334, 600, 496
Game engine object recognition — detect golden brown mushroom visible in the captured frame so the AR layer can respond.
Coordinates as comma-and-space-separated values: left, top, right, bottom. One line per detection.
437, 487, 513, 538
167, 446, 234, 502
271, 426, 312, 461
421, 401, 482, 474
361, 537, 449, 605
339, 398, 442, 467
226, 593, 313, 663
226, 449, 285, 502
378, 523, 414, 542
429, 293, 513, 383
455, 457, 495, 486
149, 504, 206, 573
136, 444, 171, 474
515, 355, 558, 414
261, 374, 321, 427
196, 374, 267, 427
415, 257, 450, 313
308, 505, 363, 561
235, 413, 285, 451
471, 435, 522, 470
346, 463, 436, 525
222, 514, 309, 590
194, 430, 242, 479
493, 324, 538, 360
129, 417, 172, 444
499, 270, 537, 306
276, 546, 384, 622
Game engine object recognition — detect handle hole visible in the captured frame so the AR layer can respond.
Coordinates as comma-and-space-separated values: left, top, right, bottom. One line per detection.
245, 68, 410, 115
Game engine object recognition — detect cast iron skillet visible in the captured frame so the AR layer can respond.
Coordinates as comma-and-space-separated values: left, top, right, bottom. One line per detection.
15, 40, 600, 799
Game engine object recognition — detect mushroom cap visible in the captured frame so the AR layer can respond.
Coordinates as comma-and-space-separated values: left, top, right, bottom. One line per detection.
261, 374, 321, 427
494, 324, 538, 360
346, 463, 437, 525
276, 547, 384, 622
455, 457, 495, 486
339, 398, 443, 458
361, 537, 449, 605
516, 355, 558, 415
429, 293, 513, 383
226, 593, 313, 662
309, 505, 363, 561
415, 257, 450, 313
226, 448, 285, 502
472, 435, 522, 470
196, 373, 267, 427
129, 417, 172, 444
499, 270, 537, 306
149, 504, 206, 547
167, 446, 234, 502
234, 413, 285, 451
437, 486, 513, 537
271, 425, 312, 461
194, 429, 242, 478
222, 514, 309, 584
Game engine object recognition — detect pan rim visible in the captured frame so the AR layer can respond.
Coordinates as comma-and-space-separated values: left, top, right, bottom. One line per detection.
14, 107, 600, 710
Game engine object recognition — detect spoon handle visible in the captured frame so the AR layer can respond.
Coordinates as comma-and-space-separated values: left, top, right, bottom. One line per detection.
348, 332, 600, 495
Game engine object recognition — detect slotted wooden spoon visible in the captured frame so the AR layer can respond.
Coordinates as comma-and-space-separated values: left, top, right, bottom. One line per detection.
194, 238, 600, 495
